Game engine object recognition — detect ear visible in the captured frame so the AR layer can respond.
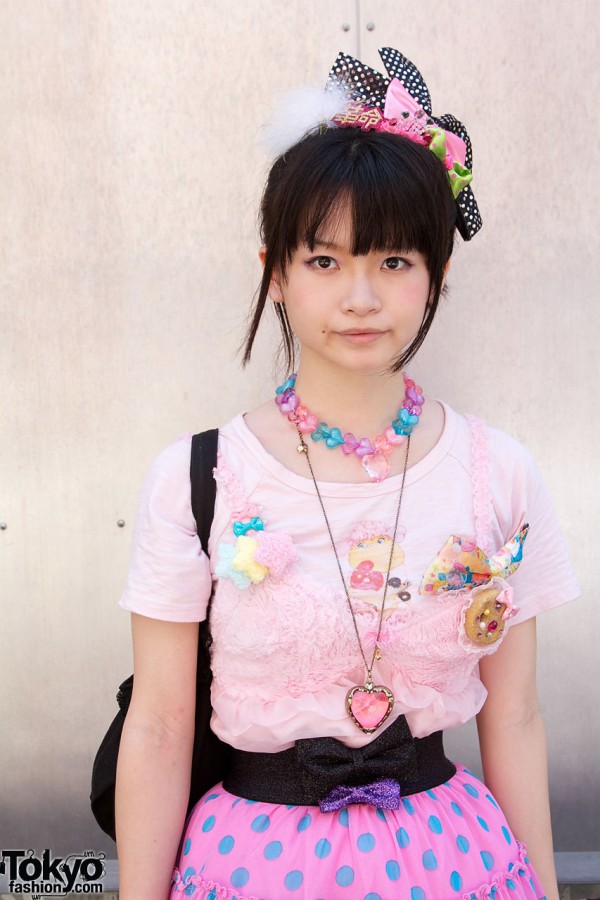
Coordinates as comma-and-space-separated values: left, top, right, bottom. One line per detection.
259, 245, 284, 303
442, 258, 451, 287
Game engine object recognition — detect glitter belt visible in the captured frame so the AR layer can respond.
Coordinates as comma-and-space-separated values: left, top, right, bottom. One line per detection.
222, 715, 456, 811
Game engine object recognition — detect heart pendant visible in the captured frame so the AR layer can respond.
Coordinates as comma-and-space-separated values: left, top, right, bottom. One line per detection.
362, 451, 391, 482
346, 682, 394, 734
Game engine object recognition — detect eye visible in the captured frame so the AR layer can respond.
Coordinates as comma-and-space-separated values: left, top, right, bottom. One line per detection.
382, 256, 410, 270
307, 255, 338, 270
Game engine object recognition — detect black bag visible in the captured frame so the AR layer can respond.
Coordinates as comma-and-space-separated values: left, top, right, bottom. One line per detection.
90, 429, 233, 840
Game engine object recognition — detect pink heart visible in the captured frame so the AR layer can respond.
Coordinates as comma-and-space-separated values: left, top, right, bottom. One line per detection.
297, 413, 318, 433
348, 685, 393, 731
362, 451, 391, 482
384, 427, 405, 446
354, 437, 373, 458
342, 432, 358, 455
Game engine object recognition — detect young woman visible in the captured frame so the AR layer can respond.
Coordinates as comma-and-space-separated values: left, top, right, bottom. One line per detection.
114, 48, 579, 900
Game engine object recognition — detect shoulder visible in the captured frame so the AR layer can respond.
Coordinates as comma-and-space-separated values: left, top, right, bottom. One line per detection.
444, 403, 539, 480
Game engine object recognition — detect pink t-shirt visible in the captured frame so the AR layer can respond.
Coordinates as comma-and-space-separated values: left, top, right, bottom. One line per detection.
120, 403, 579, 751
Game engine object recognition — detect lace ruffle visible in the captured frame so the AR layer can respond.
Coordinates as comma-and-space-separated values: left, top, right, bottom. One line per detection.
466, 414, 494, 556
462, 841, 542, 899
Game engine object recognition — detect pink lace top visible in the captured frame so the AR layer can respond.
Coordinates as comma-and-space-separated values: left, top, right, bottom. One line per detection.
120, 402, 579, 751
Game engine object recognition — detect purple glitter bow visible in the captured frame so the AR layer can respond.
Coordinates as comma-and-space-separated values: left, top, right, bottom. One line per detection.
319, 778, 401, 813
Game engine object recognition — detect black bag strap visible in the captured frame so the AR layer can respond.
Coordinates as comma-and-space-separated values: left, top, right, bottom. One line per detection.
190, 429, 219, 556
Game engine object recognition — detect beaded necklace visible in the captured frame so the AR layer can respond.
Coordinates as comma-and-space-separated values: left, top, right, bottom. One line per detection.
275, 372, 424, 482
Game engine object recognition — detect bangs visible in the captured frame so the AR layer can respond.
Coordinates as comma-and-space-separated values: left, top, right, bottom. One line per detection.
265, 128, 455, 272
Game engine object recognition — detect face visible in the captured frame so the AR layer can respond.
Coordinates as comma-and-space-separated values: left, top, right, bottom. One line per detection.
267, 208, 432, 377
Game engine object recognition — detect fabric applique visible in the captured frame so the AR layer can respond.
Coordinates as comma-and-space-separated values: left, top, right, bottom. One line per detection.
346, 521, 410, 610
213, 461, 298, 590
419, 524, 529, 595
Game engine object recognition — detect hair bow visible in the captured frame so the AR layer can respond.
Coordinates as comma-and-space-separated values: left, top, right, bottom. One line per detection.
327, 48, 482, 241
419, 524, 529, 595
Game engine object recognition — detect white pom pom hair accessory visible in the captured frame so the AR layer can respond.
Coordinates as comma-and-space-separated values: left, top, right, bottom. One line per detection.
262, 83, 351, 159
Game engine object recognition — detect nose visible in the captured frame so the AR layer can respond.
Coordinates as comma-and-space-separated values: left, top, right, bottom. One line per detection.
341, 271, 382, 315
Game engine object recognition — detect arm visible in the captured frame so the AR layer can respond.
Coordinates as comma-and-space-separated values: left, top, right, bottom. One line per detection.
476, 617, 559, 900
115, 613, 198, 900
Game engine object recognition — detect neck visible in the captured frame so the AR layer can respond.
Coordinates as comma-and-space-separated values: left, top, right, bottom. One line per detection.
293, 362, 410, 437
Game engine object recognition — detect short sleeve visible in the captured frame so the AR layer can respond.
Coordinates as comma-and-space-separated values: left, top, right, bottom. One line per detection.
119, 435, 213, 622
488, 431, 580, 625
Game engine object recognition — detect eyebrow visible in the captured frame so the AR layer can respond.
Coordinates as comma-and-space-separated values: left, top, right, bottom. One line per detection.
311, 239, 344, 251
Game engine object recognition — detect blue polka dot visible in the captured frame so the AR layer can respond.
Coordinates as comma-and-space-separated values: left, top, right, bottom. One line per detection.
284, 870, 303, 890
451, 802, 463, 817
426, 789, 438, 800
450, 871, 463, 891
336, 866, 355, 887
251, 814, 271, 833
456, 835, 470, 854
202, 816, 216, 832
410, 888, 426, 900
183, 867, 196, 881
245, 799, 257, 804
184, 838, 192, 855
477, 815, 489, 831
396, 827, 410, 848
297, 814, 311, 832
231, 868, 249, 888
486, 793, 499, 808
218, 836, 235, 855
481, 851, 495, 871
338, 808, 349, 827
422, 849, 438, 871
402, 797, 415, 815
365, 894, 382, 900
357, 833, 376, 852
506, 879, 516, 891
502, 826, 512, 845
232, 798, 242, 808
385, 860, 401, 881
264, 841, 282, 860
463, 783, 480, 798
204, 792, 219, 802
376, 808, 387, 822
207, 892, 216, 900
428, 815, 443, 835
315, 839, 331, 859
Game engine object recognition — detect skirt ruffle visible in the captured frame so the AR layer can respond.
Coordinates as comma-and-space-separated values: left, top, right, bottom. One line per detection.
170, 765, 546, 900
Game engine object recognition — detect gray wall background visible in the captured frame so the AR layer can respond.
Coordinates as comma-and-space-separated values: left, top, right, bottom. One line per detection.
1, 0, 597, 857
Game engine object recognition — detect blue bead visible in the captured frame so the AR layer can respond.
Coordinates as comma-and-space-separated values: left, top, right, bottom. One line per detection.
251, 814, 271, 833
314, 838, 331, 859
357, 833, 376, 852
450, 871, 463, 892
284, 870, 303, 890
218, 835, 235, 855
297, 814, 311, 832
396, 827, 410, 848
385, 860, 401, 882
230, 868, 249, 888
336, 866, 355, 887
264, 841, 283, 860
422, 849, 438, 871
202, 815, 216, 832
428, 815, 443, 834
480, 851, 495, 871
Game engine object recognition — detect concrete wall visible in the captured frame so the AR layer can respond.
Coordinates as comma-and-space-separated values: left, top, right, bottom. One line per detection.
1, 0, 597, 857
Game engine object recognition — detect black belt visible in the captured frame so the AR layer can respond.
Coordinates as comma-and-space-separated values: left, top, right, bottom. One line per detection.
222, 715, 456, 812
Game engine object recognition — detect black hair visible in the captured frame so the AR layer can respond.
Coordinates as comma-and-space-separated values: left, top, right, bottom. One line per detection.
242, 127, 457, 372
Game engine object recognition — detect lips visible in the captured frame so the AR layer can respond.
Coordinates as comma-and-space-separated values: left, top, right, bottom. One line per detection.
337, 329, 387, 344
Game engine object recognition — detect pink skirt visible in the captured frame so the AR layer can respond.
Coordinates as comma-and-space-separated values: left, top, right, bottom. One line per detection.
170, 765, 546, 900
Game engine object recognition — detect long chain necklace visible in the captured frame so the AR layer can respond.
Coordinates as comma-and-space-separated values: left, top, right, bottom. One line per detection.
277, 373, 424, 482
296, 429, 411, 734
